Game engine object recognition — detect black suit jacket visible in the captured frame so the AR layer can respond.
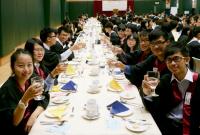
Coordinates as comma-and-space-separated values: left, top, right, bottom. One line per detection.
142, 73, 200, 135
43, 47, 60, 72
187, 41, 200, 70
50, 41, 74, 60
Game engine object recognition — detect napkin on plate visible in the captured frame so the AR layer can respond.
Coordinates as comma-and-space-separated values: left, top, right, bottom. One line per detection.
66, 64, 76, 75
109, 79, 123, 91
61, 80, 77, 92
51, 85, 60, 92
107, 100, 129, 114
48, 105, 67, 119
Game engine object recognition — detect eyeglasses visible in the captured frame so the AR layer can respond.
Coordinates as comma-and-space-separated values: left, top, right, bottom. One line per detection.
165, 56, 185, 64
150, 40, 166, 47
140, 39, 149, 43
49, 35, 56, 38
34, 48, 44, 52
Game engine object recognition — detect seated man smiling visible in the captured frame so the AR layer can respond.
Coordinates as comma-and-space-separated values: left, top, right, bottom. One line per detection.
142, 44, 200, 135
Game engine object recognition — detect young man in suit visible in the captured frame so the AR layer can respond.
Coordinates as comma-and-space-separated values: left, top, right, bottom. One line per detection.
142, 44, 200, 135
40, 27, 83, 71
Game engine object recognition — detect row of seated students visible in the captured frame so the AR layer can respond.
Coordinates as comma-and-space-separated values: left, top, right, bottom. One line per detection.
0, 11, 199, 134
101, 13, 200, 135
0, 15, 86, 134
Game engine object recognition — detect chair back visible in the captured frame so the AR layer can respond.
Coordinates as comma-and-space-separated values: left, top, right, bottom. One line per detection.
192, 57, 200, 73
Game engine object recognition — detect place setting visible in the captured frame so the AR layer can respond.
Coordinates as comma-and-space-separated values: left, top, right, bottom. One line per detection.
50, 96, 70, 105
87, 79, 101, 94
124, 117, 151, 133
88, 66, 100, 76
111, 68, 125, 80
107, 100, 133, 118
82, 99, 100, 120
43, 104, 69, 119
107, 79, 124, 92
65, 64, 78, 77
60, 80, 77, 93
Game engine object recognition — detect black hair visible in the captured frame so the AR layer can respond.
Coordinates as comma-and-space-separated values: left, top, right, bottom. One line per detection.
10, 48, 33, 74
40, 27, 57, 42
117, 23, 126, 31
127, 34, 137, 41
104, 22, 113, 29
192, 26, 200, 37
139, 30, 149, 38
24, 38, 43, 56
148, 28, 169, 42
164, 43, 190, 60
57, 26, 72, 35
126, 23, 138, 33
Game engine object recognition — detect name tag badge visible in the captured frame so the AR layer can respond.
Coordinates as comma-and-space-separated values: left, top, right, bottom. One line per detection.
185, 92, 192, 105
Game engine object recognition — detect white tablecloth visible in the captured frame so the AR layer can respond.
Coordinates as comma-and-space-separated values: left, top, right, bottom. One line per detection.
29, 18, 161, 135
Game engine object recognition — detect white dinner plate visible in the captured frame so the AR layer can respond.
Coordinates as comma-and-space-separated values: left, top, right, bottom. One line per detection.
82, 113, 100, 120
51, 97, 70, 104
107, 86, 123, 92
126, 119, 149, 132
87, 61, 99, 65
112, 74, 125, 80
114, 109, 133, 117
120, 91, 135, 100
87, 89, 100, 94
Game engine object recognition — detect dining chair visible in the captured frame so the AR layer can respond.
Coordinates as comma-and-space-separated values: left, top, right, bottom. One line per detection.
192, 57, 200, 73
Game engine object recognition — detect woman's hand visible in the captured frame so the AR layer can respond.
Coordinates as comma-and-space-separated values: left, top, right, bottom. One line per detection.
25, 115, 37, 133
50, 63, 67, 78
111, 46, 123, 54
25, 106, 44, 133
22, 83, 43, 103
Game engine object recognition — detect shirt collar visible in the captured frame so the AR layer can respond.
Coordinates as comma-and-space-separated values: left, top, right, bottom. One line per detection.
43, 43, 50, 50
171, 68, 193, 83
56, 38, 64, 46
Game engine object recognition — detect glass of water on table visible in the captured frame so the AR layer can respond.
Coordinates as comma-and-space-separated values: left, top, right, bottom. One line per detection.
147, 68, 160, 97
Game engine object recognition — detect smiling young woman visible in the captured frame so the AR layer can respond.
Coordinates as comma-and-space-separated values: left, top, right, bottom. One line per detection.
0, 49, 49, 135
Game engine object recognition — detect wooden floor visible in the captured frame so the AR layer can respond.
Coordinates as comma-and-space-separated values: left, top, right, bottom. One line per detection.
0, 62, 11, 86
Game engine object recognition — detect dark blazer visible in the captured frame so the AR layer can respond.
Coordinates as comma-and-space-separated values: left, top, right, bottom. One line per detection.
110, 31, 120, 45
168, 31, 189, 45
50, 41, 74, 60
187, 41, 200, 70
187, 40, 200, 58
43, 47, 60, 72
142, 73, 200, 135
125, 55, 170, 87
0, 76, 49, 135
117, 50, 152, 65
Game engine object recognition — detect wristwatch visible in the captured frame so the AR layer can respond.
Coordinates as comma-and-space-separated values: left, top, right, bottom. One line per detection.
18, 100, 28, 109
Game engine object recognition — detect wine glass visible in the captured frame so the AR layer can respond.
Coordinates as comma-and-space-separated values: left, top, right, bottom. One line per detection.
147, 70, 160, 97
31, 76, 45, 100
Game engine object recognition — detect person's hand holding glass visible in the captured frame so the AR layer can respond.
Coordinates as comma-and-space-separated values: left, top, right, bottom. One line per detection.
51, 61, 68, 78
31, 76, 45, 100
142, 68, 160, 97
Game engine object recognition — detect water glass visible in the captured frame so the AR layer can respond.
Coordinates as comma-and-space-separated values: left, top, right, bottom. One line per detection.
147, 70, 160, 97
86, 99, 99, 118
31, 76, 45, 100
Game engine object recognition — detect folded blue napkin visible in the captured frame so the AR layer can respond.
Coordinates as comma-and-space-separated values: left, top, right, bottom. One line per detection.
107, 100, 129, 114
61, 80, 77, 92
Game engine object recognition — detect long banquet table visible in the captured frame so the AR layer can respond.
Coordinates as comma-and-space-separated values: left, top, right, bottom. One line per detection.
29, 18, 162, 135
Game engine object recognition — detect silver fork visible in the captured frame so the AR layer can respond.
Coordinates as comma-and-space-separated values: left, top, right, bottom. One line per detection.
70, 106, 74, 117
40, 120, 67, 126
